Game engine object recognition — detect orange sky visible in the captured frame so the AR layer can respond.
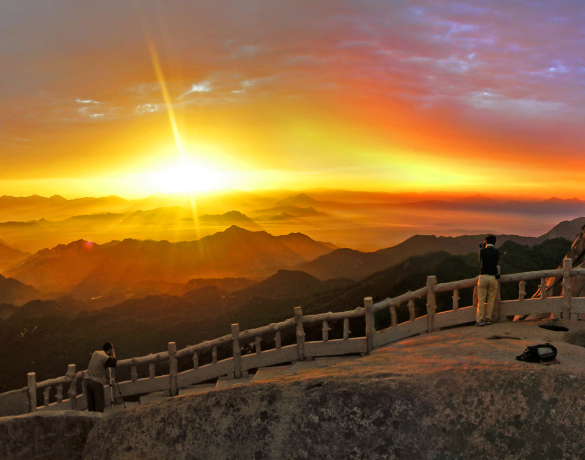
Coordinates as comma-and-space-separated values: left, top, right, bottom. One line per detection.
1, 1, 585, 199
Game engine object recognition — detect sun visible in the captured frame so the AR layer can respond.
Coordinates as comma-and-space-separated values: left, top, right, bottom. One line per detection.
148, 161, 227, 193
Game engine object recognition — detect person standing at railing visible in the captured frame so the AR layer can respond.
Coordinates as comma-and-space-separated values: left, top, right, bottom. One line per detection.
477, 234, 500, 327
83, 342, 117, 412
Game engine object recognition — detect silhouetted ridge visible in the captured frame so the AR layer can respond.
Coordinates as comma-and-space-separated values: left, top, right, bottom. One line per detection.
235, 270, 326, 299
0, 274, 41, 306
8, 300, 71, 321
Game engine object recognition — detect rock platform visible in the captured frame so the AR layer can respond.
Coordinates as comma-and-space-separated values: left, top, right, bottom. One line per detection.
81, 319, 585, 460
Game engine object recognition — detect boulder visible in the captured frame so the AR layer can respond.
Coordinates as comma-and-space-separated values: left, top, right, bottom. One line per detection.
0, 411, 104, 460
83, 321, 585, 459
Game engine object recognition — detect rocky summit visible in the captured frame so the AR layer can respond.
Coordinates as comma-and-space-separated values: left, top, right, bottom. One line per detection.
82, 320, 585, 460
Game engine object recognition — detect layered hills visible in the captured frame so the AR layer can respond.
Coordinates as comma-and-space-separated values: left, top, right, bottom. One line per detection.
0, 240, 30, 273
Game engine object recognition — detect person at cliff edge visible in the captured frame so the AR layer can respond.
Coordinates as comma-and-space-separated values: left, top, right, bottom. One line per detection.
83, 342, 117, 412
476, 234, 500, 327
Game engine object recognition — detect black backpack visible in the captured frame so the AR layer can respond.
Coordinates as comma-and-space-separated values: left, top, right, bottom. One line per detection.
516, 343, 559, 365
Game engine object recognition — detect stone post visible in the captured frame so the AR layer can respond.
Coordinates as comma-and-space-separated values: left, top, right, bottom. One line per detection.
28, 373, 37, 413
426, 276, 437, 332
168, 342, 178, 397
232, 324, 242, 379
364, 297, 375, 353
67, 364, 77, 411
563, 258, 573, 320
294, 307, 306, 361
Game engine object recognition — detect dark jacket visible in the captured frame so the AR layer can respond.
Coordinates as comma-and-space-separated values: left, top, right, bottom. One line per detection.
479, 245, 500, 276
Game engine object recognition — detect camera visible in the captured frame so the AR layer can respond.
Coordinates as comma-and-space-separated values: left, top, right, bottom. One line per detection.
479, 241, 487, 249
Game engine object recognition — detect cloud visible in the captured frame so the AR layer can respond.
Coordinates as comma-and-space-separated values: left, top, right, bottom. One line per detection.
179, 81, 212, 99
231, 45, 261, 59
135, 103, 163, 115
466, 91, 566, 117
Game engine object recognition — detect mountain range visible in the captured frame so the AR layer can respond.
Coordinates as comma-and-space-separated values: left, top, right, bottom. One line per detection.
295, 217, 585, 281
0, 240, 30, 273
1, 216, 583, 304
3, 226, 336, 295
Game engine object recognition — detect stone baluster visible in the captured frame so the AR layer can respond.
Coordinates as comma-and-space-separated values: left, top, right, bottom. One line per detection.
131, 360, 137, 383
149, 363, 155, 379
540, 278, 548, 299
275, 331, 282, 350
56, 384, 63, 404
343, 318, 350, 340
43, 387, 50, 406
390, 305, 397, 327
408, 299, 415, 321
322, 321, 331, 342
519, 281, 526, 301
212, 346, 218, 364
193, 352, 199, 370
452, 289, 459, 311
255, 336, 262, 354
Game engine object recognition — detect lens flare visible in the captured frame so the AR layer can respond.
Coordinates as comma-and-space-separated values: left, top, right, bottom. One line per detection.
149, 162, 227, 193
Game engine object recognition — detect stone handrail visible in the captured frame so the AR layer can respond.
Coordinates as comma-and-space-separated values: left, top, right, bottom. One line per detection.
6, 258, 583, 416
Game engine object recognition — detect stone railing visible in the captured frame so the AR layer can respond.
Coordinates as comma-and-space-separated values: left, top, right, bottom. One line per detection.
3, 258, 583, 416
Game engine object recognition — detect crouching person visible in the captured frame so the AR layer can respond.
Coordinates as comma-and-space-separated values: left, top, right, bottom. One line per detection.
83, 341, 117, 412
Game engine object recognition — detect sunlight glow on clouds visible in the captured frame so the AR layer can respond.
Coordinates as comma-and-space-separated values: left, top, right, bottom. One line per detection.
1, 0, 585, 198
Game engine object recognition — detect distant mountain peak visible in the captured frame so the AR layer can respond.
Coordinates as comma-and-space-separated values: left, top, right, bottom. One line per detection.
275, 193, 319, 207
225, 225, 251, 233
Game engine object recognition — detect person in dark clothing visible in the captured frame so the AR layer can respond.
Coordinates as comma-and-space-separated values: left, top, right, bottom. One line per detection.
83, 341, 117, 412
476, 234, 500, 327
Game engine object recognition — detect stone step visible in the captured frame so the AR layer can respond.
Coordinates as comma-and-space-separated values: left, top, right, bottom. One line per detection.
252, 366, 291, 381
178, 384, 217, 396
215, 376, 253, 389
